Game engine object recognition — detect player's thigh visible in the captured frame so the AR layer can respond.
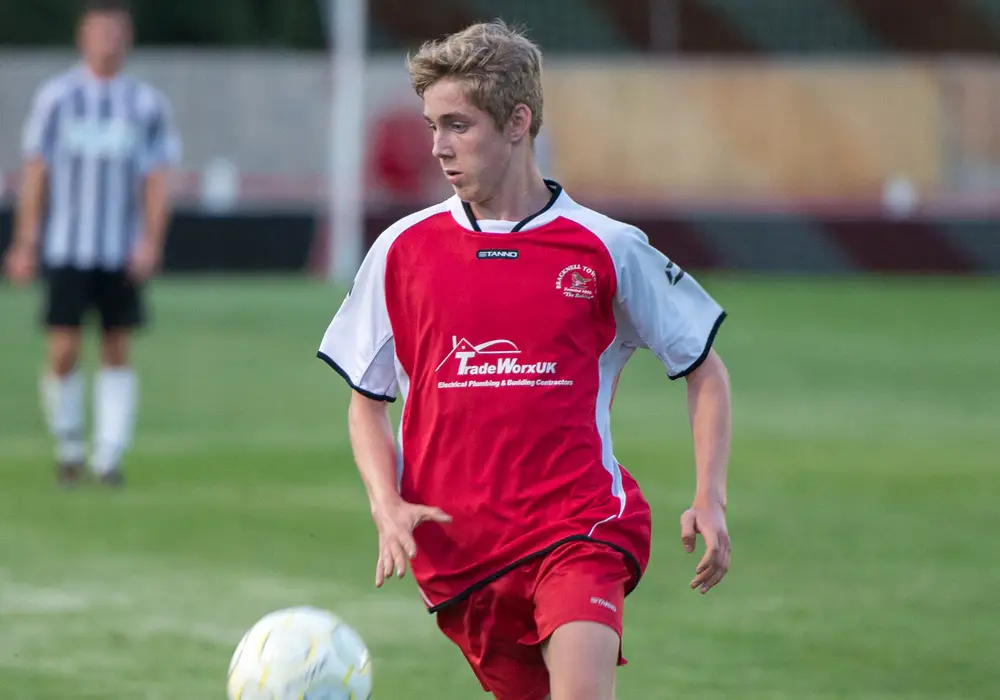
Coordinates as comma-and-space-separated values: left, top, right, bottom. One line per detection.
435, 577, 550, 700
543, 621, 619, 700
42, 268, 91, 373
42, 267, 91, 330
534, 541, 634, 700
95, 270, 145, 334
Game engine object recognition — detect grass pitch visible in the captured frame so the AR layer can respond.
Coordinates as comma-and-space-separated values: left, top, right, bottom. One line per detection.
0, 274, 997, 699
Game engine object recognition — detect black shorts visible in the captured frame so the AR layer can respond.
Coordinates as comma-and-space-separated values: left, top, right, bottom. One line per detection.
43, 267, 145, 331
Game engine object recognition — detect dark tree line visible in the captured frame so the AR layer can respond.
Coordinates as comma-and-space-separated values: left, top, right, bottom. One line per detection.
0, 0, 328, 49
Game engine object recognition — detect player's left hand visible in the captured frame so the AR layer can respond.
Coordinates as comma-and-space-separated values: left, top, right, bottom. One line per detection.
127, 237, 160, 282
680, 501, 731, 594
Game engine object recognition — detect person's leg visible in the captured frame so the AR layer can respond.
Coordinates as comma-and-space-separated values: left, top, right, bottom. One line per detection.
435, 567, 551, 700
534, 541, 635, 700
432, 541, 634, 700
92, 329, 136, 482
40, 268, 90, 485
91, 271, 143, 484
542, 621, 620, 700
42, 328, 86, 482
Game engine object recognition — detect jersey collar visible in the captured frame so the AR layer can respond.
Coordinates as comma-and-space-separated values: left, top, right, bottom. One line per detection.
74, 62, 125, 86
450, 179, 566, 233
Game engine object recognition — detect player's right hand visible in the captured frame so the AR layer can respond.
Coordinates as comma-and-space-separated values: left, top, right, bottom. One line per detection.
371, 500, 451, 588
2, 243, 36, 286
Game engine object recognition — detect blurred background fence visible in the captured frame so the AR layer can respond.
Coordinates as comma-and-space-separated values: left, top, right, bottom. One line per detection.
1, 0, 999, 275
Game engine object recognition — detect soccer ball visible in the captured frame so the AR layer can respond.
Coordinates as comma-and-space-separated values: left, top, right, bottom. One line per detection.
227, 606, 372, 700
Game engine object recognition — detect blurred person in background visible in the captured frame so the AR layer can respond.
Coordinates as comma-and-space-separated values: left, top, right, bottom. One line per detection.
2, 0, 181, 487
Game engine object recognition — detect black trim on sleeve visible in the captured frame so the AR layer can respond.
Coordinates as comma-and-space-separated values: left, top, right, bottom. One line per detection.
425, 535, 643, 614
667, 310, 727, 381
316, 351, 397, 403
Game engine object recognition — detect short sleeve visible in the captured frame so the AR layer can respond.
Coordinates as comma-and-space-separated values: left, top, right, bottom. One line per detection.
316, 237, 399, 402
21, 80, 62, 164
612, 227, 726, 379
139, 92, 182, 174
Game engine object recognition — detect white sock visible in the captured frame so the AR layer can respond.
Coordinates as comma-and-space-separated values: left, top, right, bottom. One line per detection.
41, 371, 86, 464
92, 367, 137, 475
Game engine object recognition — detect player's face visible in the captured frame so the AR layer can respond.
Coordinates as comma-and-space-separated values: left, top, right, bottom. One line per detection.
424, 79, 513, 203
78, 10, 132, 75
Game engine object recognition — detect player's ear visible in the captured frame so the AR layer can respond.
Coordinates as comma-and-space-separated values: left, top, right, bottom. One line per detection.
507, 104, 533, 143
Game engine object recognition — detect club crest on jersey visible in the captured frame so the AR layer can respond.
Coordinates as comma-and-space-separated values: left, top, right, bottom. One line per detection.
556, 264, 597, 300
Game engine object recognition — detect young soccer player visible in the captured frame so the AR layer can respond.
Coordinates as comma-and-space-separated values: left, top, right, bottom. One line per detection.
2, 0, 181, 486
317, 20, 732, 700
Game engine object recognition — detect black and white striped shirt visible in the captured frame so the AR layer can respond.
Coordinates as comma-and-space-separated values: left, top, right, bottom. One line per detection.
21, 64, 181, 271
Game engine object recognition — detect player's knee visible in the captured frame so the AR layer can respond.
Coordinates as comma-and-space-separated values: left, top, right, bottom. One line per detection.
50, 351, 79, 376
48, 329, 81, 376
548, 670, 615, 700
99, 331, 131, 367
544, 621, 619, 700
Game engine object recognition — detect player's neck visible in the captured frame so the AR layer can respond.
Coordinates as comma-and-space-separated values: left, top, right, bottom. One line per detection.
469, 161, 551, 223
83, 60, 121, 81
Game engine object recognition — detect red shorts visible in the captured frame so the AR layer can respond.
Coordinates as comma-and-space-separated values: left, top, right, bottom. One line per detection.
434, 539, 634, 700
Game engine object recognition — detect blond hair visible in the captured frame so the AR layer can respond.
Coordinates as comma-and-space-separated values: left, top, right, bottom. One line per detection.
407, 20, 544, 139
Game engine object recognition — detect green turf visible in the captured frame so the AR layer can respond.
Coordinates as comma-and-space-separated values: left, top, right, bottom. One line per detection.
0, 274, 997, 699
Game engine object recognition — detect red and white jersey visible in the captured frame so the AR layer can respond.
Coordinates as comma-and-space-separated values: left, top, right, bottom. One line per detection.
317, 181, 726, 612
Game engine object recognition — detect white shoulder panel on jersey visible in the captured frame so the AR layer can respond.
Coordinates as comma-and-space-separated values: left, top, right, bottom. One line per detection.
561, 199, 727, 379
317, 200, 451, 401
21, 72, 73, 162
133, 81, 183, 173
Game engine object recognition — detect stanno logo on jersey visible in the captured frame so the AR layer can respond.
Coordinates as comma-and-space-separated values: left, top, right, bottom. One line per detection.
590, 596, 618, 612
477, 249, 519, 260
556, 264, 597, 299
434, 336, 573, 390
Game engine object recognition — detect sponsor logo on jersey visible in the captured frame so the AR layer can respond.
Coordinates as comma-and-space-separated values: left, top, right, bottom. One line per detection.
477, 249, 519, 260
556, 264, 597, 299
435, 336, 573, 390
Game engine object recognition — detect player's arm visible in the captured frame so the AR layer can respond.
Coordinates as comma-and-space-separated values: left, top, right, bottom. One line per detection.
14, 157, 47, 246
611, 226, 732, 593
5, 81, 58, 284
347, 391, 448, 586
685, 349, 730, 508
132, 92, 181, 281
142, 168, 173, 257
318, 239, 449, 588
348, 392, 402, 510
682, 348, 732, 592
